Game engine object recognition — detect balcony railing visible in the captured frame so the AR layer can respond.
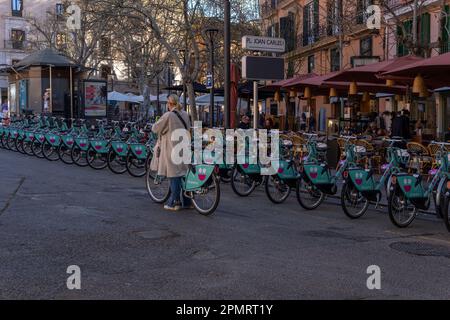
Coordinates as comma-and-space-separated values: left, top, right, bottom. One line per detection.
298, 24, 336, 48
3, 40, 32, 51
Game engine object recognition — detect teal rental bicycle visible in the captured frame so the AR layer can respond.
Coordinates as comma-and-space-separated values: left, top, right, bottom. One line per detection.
340, 138, 409, 219
145, 163, 221, 216
388, 142, 450, 228
297, 135, 359, 210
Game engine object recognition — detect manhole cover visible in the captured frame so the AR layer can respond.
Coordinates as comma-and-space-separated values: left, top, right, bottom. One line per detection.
390, 241, 450, 259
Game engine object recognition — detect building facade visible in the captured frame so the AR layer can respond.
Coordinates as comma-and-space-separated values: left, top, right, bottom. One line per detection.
259, 0, 384, 130
0, 0, 62, 106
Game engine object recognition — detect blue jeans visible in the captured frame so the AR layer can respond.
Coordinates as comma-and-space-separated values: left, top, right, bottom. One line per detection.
167, 177, 192, 207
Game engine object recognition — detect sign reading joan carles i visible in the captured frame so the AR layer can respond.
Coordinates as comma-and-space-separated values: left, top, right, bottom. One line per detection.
242, 36, 286, 53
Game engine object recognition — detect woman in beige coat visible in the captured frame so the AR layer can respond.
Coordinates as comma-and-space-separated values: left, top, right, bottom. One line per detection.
151, 94, 192, 211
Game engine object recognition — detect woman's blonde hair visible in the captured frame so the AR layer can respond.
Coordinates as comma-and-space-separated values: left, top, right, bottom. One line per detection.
168, 94, 182, 111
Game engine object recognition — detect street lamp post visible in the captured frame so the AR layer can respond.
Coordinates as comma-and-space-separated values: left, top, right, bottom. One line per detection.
179, 49, 187, 110
224, 0, 231, 128
205, 28, 219, 128
165, 61, 173, 96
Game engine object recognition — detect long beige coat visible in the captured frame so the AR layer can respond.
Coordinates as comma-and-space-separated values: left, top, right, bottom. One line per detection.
151, 110, 191, 178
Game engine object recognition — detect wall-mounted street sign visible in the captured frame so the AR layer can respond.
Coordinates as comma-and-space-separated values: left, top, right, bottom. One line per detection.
241, 56, 284, 81
206, 74, 213, 89
242, 35, 286, 53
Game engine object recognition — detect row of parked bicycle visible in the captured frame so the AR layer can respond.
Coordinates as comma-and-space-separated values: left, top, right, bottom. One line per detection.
146, 131, 450, 231
2, 116, 450, 230
0, 116, 153, 177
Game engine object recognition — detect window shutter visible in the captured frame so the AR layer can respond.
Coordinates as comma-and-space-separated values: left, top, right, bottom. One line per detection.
303, 6, 309, 46
420, 13, 430, 48
314, 0, 319, 41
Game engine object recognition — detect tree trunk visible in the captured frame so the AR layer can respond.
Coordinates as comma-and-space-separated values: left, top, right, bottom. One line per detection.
186, 82, 198, 121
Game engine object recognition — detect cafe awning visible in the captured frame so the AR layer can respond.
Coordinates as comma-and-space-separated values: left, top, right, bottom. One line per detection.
381, 52, 450, 89
285, 72, 407, 96
325, 55, 423, 84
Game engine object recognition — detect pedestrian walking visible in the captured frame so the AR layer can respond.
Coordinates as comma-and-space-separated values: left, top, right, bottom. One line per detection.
151, 94, 192, 211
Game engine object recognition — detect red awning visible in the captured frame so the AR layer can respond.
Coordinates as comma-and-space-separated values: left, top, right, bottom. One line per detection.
285, 72, 407, 96
266, 74, 317, 90
381, 52, 450, 89
325, 55, 423, 84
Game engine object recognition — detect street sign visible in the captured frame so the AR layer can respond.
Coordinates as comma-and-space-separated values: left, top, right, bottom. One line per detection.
241, 56, 284, 81
242, 36, 286, 53
206, 74, 213, 89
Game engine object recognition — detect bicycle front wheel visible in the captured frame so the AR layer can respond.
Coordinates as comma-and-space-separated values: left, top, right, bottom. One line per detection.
265, 176, 291, 204
230, 167, 257, 197
443, 193, 450, 233
388, 188, 417, 228
107, 150, 127, 174
126, 154, 147, 177
341, 182, 369, 219
192, 174, 220, 216
296, 178, 325, 210
87, 149, 108, 170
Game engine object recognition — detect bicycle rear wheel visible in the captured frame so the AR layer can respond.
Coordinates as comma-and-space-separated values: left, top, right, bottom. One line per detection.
191, 174, 220, 216
145, 168, 170, 203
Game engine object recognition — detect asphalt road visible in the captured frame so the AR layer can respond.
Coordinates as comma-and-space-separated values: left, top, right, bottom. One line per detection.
1, 149, 450, 300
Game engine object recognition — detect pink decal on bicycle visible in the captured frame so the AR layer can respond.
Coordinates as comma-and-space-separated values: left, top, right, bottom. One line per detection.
198, 168, 207, 181
278, 167, 284, 174
428, 169, 438, 176
242, 164, 249, 169
136, 147, 143, 155
95, 145, 102, 150
404, 185, 412, 192
39, 136, 45, 142
355, 179, 363, 185
50, 137, 56, 143
381, 164, 389, 171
